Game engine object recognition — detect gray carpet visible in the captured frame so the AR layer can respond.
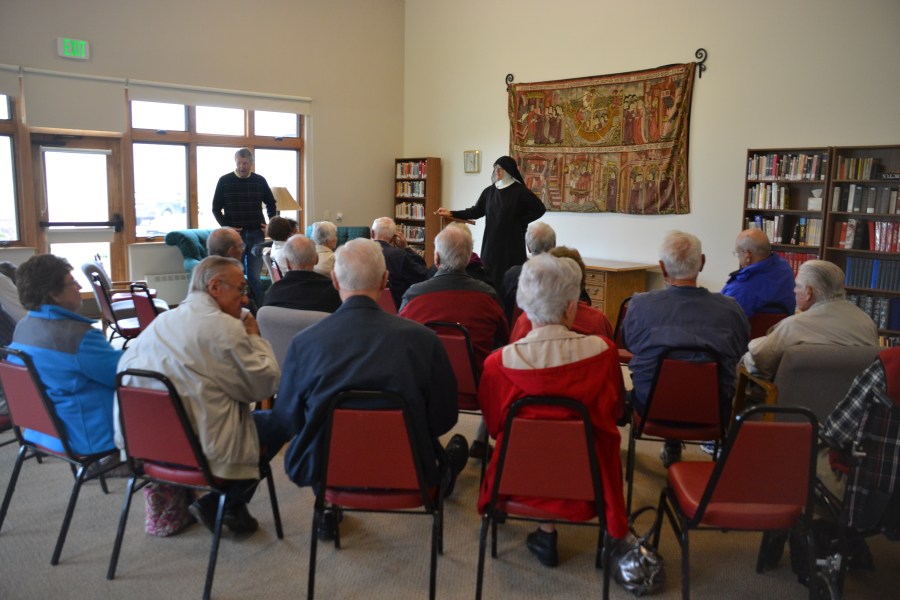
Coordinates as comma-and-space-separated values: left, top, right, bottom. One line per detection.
0, 413, 897, 599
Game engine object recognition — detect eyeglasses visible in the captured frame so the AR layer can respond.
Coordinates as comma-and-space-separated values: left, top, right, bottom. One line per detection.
236, 283, 250, 296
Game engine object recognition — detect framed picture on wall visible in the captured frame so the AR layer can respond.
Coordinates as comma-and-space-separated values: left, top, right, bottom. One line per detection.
463, 150, 481, 173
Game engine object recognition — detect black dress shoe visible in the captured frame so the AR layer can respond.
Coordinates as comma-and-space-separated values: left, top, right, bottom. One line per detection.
188, 499, 218, 534
318, 509, 338, 541
526, 528, 559, 567
224, 503, 258, 534
442, 434, 469, 498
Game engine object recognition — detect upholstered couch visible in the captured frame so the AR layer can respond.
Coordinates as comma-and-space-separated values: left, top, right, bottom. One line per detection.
164, 229, 215, 274
305, 225, 370, 247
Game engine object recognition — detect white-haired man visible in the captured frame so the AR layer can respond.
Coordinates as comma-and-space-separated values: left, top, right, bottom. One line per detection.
311, 220, 338, 276
623, 230, 749, 467
743, 260, 878, 379
371, 216, 428, 308
275, 238, 468, 539
262, 234, 341, 312
118, 255, 287, 535
500, 221, 556, 323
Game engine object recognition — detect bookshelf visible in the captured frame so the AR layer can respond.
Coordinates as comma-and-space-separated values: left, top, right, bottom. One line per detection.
394, 157, 441, 267
742, 147, 830, 277
823, 145, 900, 345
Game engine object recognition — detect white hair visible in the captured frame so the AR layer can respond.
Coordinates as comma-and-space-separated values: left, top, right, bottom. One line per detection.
435, 224, 473, 271
334, 238, 386, 292
311, 221, 337, 245
371, 217, 396, 241
659, 230, 702, 280
516, 254, 581, 326
796, 260, 845, 302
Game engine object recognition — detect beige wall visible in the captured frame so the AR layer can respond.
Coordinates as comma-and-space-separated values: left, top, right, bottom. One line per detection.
403, 0, 900, 289
0, 0, 406, 228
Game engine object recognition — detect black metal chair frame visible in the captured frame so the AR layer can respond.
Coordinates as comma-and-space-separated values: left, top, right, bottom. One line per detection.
308, 390, 444, 600
89, 272, 140, 347
108, 368, 283, 600
476, 396, 611, 600
0, 347, 120, 565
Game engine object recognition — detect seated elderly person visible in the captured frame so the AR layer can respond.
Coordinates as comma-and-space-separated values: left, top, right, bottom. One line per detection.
509, 246, 613, 342
207, 226, 244, 261
478, 253, 628, 568
311, 220, 338, 276
9, 254, 121, 455
372, 216, 428, 309
743, 260, 878, 380
262, 234, 341, 312
118, 255, 288, 535
265, 216, 298, 276
722, 228, 796, 318
400, 223, 508, 367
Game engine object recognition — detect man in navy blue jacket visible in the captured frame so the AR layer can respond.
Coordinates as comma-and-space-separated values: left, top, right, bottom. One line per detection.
275, 239, 467, 538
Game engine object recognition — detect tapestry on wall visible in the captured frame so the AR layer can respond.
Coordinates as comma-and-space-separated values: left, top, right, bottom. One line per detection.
508, 62, 696, 215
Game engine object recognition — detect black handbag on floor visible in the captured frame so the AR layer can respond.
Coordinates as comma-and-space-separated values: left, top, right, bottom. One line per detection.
613, 506, 666, 596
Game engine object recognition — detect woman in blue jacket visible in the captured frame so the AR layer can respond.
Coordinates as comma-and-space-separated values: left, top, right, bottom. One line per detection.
9, 254, 121, 455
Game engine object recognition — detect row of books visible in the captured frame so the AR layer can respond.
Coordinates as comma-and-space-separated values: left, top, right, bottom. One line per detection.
834, 156, 880, 181
831, 184, 898, 214
847, 293, 900, 331
844, 256, 900, 291
832, 218, 900, 252
395, 180, 426, 198
398, 224, 425, 243
747, 152, 828, 182
749, 215, 822, 246
879, 335, 900, 347
774, 250, 816, 277
396, 160, 430, 179
746, 182, 792, 210
394, 201, 426, 220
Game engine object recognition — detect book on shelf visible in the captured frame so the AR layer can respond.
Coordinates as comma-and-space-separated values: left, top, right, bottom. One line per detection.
891, 189, 899, 214
864, 187, 877, 213
880, 172, 900, 180
845, 218, 858, 249
832, 221, 848, 248
877, 187, 892, 214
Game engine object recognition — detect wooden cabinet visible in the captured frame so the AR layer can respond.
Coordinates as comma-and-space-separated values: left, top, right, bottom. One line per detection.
582, 259, 656, 327
823, 145, 900, 343
742, 147, 830, 276
394, 157, 441, 267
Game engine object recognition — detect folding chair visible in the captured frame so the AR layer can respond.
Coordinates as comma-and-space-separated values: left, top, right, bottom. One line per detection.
129, 282, 161, 330
612, 295, 633, 364
89, 272, 142, 347
379, 286, 398, 313
309, 390, 445, 600
655, 405, 818, 600
108, 369, 283, 600
0, 347, 120, 565
269, 257, 283, 282
425, 320, 488, 479
476, 396, 611, 600
626, 347, 724, 513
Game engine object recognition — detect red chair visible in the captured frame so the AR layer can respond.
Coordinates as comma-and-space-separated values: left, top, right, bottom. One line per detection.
748, 304, 791, 340
626, 347, 725, 513
0, 347, 120, 565
476, 396, 611, 600
612, 295, 633, 364
129, 282, 161, 330
309, 390, 444, 600
108, 368, 283, 600
654, 404, 818, 599
89, 272, 142, 346
378, 286, 398, 313
425, 321, 487, 478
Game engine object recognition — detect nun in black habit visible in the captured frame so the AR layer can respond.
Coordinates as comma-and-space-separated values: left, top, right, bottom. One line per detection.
438, 155, 546, 285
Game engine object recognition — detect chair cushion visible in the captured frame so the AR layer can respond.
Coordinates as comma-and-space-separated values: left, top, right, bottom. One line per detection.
325, 486, 438, 511
143, 462, 212, 488
668, 462, 803, 530
634, 411, 721, 441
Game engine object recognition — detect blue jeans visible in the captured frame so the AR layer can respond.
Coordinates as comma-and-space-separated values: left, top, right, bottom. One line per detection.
240, 228, 265, 305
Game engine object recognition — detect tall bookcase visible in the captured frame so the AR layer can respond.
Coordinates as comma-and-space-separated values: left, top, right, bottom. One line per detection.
741, 145, 900, 345
824, 145, 900, 344
394, 157, 441, 267
742, 147, 830, 276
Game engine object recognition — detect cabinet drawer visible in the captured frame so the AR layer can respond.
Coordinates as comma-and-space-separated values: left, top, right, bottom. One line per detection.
584, 283, 606, 302
585, 269, 607, 286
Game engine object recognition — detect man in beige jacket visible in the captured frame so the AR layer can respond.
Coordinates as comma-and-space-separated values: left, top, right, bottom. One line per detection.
118, 255, 287, 535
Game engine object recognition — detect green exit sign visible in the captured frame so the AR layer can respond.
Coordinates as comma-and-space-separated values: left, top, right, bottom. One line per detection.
56, 37, 90, 60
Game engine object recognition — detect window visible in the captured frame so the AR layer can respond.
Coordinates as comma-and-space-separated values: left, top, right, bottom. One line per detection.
197, 145, 240, 229
255, 148, 299, 212
0, 135, 17, 241
133, 143, 188, 237
131, 100, 186, 131
196, 106, 244, 135
255, 111, 298, 138
0, 95, 9, 120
